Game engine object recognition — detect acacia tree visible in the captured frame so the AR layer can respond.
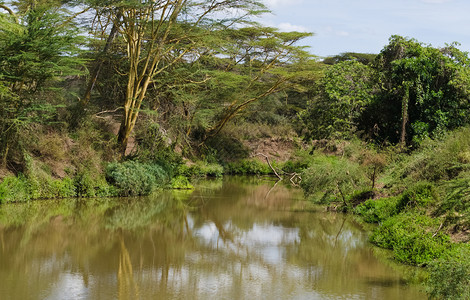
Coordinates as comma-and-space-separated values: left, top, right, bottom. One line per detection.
87, 0, 269, 156
0, 1, 86, 166
199, 26, 312, 143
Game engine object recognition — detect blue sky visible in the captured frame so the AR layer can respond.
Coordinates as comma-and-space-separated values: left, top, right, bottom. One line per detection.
260, 0, 470, 58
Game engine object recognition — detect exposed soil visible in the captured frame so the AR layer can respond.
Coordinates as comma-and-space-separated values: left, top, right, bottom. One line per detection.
245, 137, 303, 162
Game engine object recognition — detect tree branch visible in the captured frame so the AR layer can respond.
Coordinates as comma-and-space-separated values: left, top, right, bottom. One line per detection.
256, 153, 282, 180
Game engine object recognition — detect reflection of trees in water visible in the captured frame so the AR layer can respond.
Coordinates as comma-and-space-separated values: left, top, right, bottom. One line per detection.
118, 231, 140, 300
0, 178, 425, 299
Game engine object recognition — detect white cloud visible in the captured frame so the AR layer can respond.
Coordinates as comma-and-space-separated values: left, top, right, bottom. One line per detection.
336, 30, 350, 37
324, 26, 350, 37
263, 0, 303, 8
277, 22, 309, 32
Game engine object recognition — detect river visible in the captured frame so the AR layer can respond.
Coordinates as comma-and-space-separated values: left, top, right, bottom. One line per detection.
0, 176, 426, 299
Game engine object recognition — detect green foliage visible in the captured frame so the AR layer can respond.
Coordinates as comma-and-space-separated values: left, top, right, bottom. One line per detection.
322, 52, 377, 65
434, 172, 470, 229
0, 174, 30, 203
355, 196, 400, 223
281, 159, 310, 174
171, 175, 194, 190
49, 177, 76, 198
188, 161, 224, 178
74, 171, 116, 198
395, 181, 438, 212
204, 134, 250, 162
0, 4, 85, 166
385, 127, 470, 184
224, 159, 272, 175
0, 7, 85, 88
370, 212, 450, 265
105, 161, 169, 196
361, 36, 470, 145
300, 155, 367, 204
0, 173, 96, 203
427, 245, 470, 300
300, 60, 375, 140
355, 182, 437, 223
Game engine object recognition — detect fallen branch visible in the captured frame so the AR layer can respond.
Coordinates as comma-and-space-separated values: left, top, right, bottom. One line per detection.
94, 107, 124, 119
255, 153, 282, 181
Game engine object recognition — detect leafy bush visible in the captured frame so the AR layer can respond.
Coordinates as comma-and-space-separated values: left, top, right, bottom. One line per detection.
171, 175, 194, 189
433, 172, 470, 230
347, 189, 375, 206
355, 196, 400, 223
225, 159, 272, 175
74, 171, 116, 197
370, 212, 450, 265
189, 161, 224, 178
395, 181, 438, 212
0, 175, 31, 203
204, 133, 250, 162
438, 172, 470, 213
0, 174, 81, 203
427, 245, 470, 300
50, 177, 76, 198
281, 159, 310, 174
105, 161, 169, 196
300, 155, 367, 204
386, 127, 470, 184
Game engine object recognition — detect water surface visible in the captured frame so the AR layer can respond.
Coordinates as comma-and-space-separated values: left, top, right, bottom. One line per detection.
0, 177, 425, 299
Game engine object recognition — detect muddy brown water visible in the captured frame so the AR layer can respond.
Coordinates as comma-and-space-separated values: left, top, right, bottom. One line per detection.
0, 177, 426, 299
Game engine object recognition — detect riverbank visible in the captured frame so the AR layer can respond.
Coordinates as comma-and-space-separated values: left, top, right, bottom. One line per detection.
1, 126, 469, 298
297, 128, 470, 299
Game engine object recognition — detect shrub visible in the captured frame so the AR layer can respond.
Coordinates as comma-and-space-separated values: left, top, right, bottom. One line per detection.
171, 175, 194, 189
386, 127, 470, 184
395, 181, 438, 212
355, 196, 400, 223
300, 155, 367, 204
356, 182, 438, 224
105, 161, 169, 196
189, 161, 224, 178
0, 175, 31, 203
281, 159, 310, 174
437, 172, 470, 215
348, 189, 375, 206
225, 159, 272, 175
74, 170, 116, 198
427, 245, 470, 300
204, 133, 250, 162
50, 177, 76, 198
370, 212, 450, 265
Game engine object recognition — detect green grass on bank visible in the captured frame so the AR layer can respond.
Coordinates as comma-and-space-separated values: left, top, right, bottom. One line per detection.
297, 129, 470, 299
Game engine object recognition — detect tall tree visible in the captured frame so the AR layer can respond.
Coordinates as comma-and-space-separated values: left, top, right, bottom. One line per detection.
299, 60, 375, 140
362, 35, 470, 146
199, 26, 312, 143
0, 1, 86, 166
87, 0, 269, 157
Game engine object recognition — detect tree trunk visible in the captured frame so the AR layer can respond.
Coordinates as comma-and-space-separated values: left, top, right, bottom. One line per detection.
117, 123, 129, 158
400, 84, 409, 148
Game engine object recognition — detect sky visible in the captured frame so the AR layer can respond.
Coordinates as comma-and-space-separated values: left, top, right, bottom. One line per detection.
259, 0, 470, 58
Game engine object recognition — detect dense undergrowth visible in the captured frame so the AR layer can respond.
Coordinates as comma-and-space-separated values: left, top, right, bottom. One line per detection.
298, 127, 470, 299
